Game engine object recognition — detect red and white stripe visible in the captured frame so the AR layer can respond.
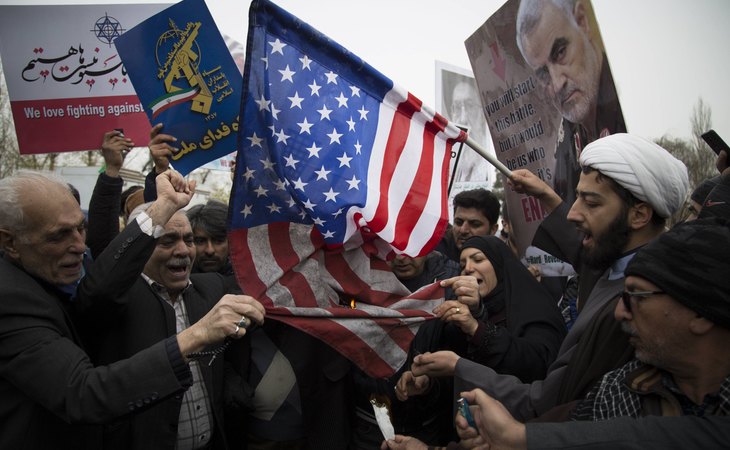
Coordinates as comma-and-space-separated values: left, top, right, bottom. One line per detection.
348, 84, 466, 257
229, 222, 445, 378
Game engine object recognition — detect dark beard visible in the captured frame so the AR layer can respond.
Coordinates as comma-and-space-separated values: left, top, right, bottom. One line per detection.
580, 210, 631, 270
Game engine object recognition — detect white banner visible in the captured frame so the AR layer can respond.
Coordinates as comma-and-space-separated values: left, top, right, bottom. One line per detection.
0, 4, 167, 154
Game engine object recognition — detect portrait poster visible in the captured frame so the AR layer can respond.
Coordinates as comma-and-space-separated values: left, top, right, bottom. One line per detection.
0, 3, 167, 154
435, 61, 495, 188
114, 0, 243, 176
465, 0, 625, 256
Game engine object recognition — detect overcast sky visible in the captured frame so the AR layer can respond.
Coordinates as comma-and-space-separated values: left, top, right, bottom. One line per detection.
3, 0, 729, 143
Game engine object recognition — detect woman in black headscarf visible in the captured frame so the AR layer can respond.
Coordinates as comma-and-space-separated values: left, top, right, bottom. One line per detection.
415, 235, 567, 383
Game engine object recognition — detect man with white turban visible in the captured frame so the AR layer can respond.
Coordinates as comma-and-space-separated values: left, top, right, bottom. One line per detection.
403, 134, 689, 425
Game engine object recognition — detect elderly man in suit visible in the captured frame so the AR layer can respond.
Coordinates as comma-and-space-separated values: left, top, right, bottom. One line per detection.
0, 170, 264, 450
80, 198, 260, 448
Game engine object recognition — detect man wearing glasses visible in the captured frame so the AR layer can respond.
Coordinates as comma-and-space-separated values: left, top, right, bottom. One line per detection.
441, 220, 729, 450
570, 217, 730, 422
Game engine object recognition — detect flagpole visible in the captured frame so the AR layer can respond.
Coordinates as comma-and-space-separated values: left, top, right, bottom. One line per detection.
464, 135, 513, 179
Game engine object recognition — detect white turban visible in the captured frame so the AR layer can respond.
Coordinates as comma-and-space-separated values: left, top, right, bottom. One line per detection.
579, 133, 689, 218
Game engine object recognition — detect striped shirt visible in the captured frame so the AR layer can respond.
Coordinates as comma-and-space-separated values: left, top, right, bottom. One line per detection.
142, 274, 213, 449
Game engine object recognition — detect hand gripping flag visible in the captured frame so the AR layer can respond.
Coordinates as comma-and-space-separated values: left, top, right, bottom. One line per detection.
229, 0, 465, 378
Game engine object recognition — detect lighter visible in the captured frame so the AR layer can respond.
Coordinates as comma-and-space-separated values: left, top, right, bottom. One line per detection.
457, 397, 477, 429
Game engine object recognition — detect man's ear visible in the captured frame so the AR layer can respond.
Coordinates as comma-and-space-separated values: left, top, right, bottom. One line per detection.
0, 228, 20, 259
573, 0, 591, 34
689, 315, 714, 336
490, 223, 499, 235
628, 203, 653, 230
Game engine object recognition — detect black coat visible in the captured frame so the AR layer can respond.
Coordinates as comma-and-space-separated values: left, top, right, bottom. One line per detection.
447, 236, 567, 383
0, 222, 192, 450
77, 222, 235, 450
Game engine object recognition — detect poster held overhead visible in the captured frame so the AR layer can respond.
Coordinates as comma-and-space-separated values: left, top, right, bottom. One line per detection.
465, 0, 626, 256
114, 0, 243, 176
435, 61, 496, 187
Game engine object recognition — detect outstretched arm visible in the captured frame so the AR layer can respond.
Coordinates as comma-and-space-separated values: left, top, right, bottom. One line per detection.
87, 130, 135, 258
144, 123, 178, 201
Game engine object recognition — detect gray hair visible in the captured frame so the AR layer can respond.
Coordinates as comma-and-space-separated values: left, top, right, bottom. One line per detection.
516, 0, 578, 58
0, 171, 68, 233
186, 200, 229, 241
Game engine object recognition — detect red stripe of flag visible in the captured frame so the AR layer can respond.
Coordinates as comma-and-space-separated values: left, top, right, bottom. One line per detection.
298, 316, 398, 377
322, 249, 401, 307
391, 121, 438, 251
269, 222, 320, 308
359, 316, 416, 357
416, 113, 456, 255
266, 306, 411, 377
368, 93, 423, 234
228, 228, 274, 305
294, 310, 417, 372
378, 316, 421, 354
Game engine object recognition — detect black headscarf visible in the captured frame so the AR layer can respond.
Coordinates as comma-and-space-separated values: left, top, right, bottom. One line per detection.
461, 235, 554, 326
625, 217, 730, 329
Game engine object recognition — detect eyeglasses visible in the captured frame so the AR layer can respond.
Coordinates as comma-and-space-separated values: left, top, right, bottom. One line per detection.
621, 290, 664, 313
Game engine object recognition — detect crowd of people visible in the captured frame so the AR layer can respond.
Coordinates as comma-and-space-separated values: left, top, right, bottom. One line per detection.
1, 118, 728, 450
1, 1, 729, 442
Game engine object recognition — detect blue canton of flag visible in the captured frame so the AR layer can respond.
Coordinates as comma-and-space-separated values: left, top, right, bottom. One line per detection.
233, 34, 377, 246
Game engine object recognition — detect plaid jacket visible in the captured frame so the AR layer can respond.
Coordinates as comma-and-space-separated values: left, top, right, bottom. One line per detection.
572, 359, 730, 421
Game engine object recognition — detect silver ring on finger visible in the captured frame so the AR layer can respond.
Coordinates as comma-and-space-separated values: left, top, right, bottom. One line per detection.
233, 324, 240, 336
237, 315, 249, 329
456, 307, 461, 314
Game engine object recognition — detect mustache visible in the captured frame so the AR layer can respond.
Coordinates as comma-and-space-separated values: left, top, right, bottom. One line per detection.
61, 256, 85, 265
621, 321, 637, 337
557, 82, 578, 104
167, 257, 192, 267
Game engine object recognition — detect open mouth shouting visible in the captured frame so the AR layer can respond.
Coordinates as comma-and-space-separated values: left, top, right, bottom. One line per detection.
166, 258, 191, 280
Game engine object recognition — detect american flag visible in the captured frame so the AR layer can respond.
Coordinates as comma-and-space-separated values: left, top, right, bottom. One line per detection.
228, 0, 464, 377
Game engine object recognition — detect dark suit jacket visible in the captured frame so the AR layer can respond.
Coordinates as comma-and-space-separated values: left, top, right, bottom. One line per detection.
86, 172, 123, 259
77, 222, 236, 450
225, 321, 353, 450
0, 222, 192, 450
531, 202, 632, 409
